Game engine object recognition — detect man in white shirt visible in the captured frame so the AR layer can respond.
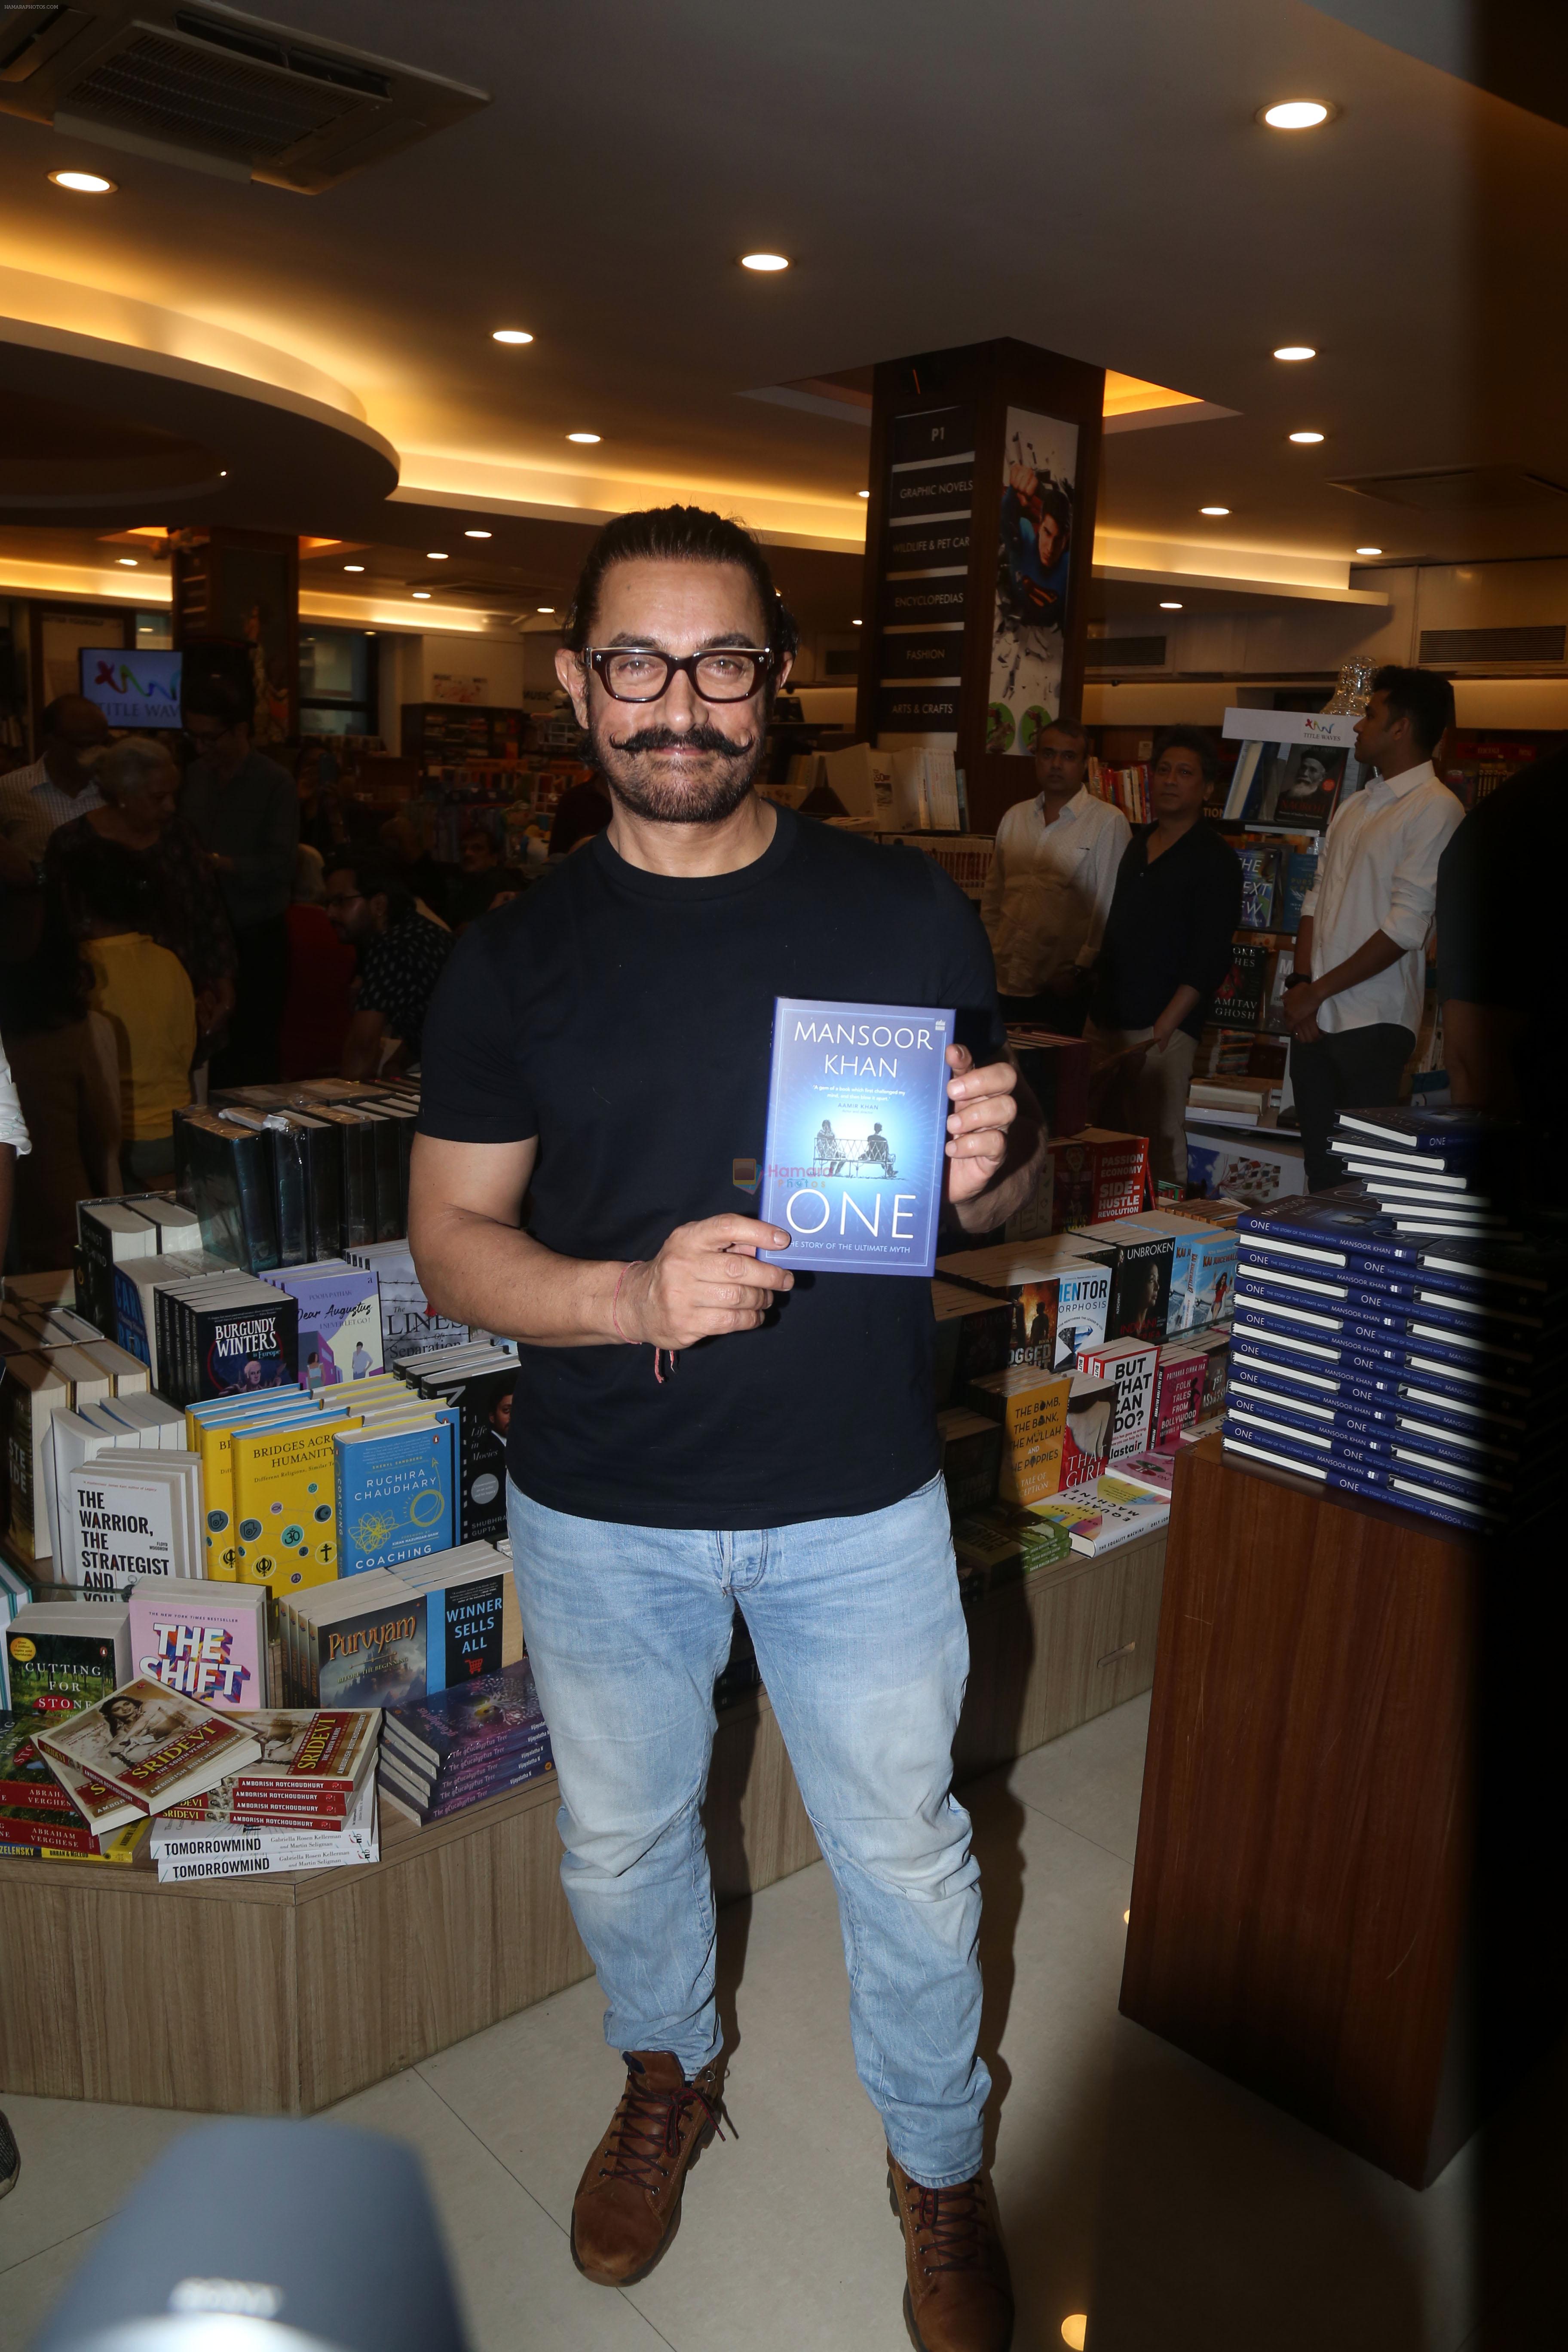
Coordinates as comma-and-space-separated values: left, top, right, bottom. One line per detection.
0, 696, 109, 868
981, 720, 1129, 1034
1283, 667, 1463, 1189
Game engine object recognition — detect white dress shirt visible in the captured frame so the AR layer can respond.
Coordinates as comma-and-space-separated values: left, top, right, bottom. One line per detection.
982, 786, 1130, 996
0, 1043, 32, 1159
1301, 760, 1464, 1037
0, 756, 104, 868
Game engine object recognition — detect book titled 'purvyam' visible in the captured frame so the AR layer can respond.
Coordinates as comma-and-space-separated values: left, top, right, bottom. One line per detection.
759, 998, 952, 1277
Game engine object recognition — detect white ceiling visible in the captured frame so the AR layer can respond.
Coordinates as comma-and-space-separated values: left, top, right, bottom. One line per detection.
2, 0, 1566, 605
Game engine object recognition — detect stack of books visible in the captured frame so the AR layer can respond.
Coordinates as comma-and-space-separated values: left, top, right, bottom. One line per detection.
1221, 1170, 1560, 1531
281, 1542, 523, 1706
392, 1338, 519, 1545
378, 1659, 553, 1825
150, 1705, 380, 1880
22, 1677, 262, 1852
1327, 1107, 1514, 1240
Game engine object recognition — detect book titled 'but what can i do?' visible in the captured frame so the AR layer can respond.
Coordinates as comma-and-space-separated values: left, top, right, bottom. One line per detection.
760, 998, 954, 1277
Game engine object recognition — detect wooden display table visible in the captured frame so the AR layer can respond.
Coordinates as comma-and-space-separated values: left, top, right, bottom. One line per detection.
1, 1525, 1165, 2113
1121, 1438, 1563, 2187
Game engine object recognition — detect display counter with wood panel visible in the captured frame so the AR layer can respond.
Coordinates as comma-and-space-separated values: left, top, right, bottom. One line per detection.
1, 1525, 1166, 2114
1121, 1436, 1565, 2187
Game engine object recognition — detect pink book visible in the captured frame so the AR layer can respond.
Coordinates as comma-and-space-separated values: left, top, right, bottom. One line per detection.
126, 1578, 269, 1710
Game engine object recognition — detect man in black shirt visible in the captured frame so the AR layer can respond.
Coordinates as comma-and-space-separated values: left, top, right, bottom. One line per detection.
411, 505, 1037, 2350
1087, 729, 1242, 1185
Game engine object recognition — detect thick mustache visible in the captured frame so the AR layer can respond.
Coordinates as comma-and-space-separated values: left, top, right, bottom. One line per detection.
613, 725, 750, 760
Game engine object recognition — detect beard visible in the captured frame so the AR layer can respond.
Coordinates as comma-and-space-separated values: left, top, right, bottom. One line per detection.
588, 713, 767, 826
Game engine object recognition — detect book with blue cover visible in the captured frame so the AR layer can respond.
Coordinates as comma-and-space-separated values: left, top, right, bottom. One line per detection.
759, 998, 953, 1277
334, 1417, 456, 1577
258, 1261, 383, 1390
1221, 1433, 1503, 1531
1334, 1108, 1498, 1156
1239, 1196, 1419, 1264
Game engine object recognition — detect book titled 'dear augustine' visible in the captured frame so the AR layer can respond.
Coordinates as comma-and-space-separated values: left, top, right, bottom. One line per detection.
759, 998, 953, 1277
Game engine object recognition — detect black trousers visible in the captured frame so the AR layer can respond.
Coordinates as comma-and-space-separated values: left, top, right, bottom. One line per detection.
210, 916, 290, 1090
1289, 1022, 1415, 1191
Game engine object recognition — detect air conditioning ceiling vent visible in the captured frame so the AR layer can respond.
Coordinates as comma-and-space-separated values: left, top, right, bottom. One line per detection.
1332, 466, 1568, 512
0, 0, 487, 190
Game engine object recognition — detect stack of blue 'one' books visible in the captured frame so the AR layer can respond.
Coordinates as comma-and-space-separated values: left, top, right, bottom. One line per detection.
1220, 1117, 1563, 1531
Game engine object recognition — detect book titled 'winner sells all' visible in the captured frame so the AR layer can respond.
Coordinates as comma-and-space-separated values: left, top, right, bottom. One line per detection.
760, 998, 953, 1277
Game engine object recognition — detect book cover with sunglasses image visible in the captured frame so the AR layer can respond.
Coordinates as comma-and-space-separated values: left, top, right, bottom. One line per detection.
759, 998, 953, 1277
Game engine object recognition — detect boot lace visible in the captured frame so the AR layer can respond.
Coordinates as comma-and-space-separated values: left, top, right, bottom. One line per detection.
602, 2071, 725, 2195
909, 2175, 993, 2275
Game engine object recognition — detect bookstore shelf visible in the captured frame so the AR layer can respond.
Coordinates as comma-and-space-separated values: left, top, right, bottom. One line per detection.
0, 1527, 1164, 2114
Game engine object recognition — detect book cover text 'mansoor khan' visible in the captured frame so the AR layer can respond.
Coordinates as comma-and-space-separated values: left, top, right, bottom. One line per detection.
760, 998, 953, 1277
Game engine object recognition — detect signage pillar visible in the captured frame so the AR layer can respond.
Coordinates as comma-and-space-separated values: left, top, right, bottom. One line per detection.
172, 525, 300, 747
854, 337, 1105, 837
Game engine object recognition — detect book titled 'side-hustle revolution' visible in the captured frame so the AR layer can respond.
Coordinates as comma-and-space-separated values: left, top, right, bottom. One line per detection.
760, 998, 953, 1277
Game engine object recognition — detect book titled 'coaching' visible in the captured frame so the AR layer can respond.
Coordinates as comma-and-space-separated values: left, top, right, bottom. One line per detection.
760, 998, 953, 1277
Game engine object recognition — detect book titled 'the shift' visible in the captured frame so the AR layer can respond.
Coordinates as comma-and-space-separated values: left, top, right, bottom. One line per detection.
760, 998, 953, 1277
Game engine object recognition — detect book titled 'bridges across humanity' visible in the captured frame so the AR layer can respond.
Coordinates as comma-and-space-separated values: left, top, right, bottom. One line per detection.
759, 998, 953, 1277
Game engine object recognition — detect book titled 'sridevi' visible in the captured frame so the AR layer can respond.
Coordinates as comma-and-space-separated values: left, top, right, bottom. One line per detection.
759, 998, 953, 1277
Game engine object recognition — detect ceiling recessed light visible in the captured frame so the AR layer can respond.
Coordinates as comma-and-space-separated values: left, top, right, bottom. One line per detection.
364, 631, 376, 637
411, 590, 432, 600
1160, 600, 1183, 610
343, 563, 365, 573
1356, 546, 1384, 556
858, 489, 870, 499
116, 557, 138, 567
426, 551, 448, 560
492, 329, 533, 345
49, 169, 116, 194
567, 431, 601, 444
740, 251, 790, 272
1273, 344, 1317, 362
465, 528, 492, 539
1199, 505, 1230, 516
536, 606, 555, 614
219, 469, 228, 478
1288, 429, 1326, 444
1262, 100, 1332, 130
1060, 2318, 1089, 2352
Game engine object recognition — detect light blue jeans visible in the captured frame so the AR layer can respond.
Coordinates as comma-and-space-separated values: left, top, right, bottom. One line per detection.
505, 1472, 989, 2188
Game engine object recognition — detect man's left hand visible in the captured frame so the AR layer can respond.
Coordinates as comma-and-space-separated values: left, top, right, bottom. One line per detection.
943, 1044, 1019, 1205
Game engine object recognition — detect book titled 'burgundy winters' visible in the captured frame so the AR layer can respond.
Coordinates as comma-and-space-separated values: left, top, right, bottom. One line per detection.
759, 998, 953, 1277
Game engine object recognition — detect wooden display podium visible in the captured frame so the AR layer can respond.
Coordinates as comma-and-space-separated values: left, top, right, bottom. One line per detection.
0, 1526, 1165, 2114
1121, 1438, 1565, 2187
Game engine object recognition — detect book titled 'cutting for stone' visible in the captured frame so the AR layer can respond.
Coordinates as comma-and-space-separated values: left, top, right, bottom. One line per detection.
759, 998, 953, 1277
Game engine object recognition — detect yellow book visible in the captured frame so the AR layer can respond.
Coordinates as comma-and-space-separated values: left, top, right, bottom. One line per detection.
231, 1412, 365, 1592
190, 1398, 323, 1579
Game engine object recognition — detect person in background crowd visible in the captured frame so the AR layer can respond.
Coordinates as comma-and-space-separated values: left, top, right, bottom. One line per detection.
0, 695, 109, 869
0, 880, 120, 1269
179, 677, 297, 1086
46, 735, 236, 1060
548, 769, 612, 857
981, 717, 1128, 1032
1284, 666, 1462, 1191
381, 810, 456, 927
296, 744, 352, 864
1087, 727, 1243, 1188
450, 824, 514, 924
325, 857, 452, 1077
67, 835, 194, 1185
0, 1032, 20, 2201
280, 844, 357, 1080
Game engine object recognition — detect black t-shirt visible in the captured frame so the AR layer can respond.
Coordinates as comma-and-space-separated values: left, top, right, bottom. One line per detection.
1091, 820, 1243, 1039
417, 807, 1004, 1529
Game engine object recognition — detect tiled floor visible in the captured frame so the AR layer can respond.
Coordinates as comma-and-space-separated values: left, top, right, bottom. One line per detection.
3, 1694, 1562, 2350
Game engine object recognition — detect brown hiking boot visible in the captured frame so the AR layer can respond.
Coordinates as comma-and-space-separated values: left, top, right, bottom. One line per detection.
888, 2150, 1014, 2352
570, 2050, 726, 2285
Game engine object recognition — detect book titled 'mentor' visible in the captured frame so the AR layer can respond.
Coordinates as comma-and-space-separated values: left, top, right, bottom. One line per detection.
759, 997, 953, 1277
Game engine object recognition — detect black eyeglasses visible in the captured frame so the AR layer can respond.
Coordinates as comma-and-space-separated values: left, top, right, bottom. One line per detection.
583, 646, 779, 704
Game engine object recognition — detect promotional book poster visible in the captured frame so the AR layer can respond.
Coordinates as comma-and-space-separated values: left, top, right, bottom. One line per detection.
986, 406, 1081, 756
759, 999, 953, 1276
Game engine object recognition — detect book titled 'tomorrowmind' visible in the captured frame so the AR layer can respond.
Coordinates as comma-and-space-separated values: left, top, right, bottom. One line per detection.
759, 998, 953, 1277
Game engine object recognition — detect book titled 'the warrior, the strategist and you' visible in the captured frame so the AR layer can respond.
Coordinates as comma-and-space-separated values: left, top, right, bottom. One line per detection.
760, 998, 954, 1277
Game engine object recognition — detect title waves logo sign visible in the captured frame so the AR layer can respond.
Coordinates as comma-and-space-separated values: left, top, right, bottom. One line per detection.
84, 650, 183, 730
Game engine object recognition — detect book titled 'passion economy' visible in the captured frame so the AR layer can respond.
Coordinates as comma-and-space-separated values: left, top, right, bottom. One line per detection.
759, 998, 953, 1277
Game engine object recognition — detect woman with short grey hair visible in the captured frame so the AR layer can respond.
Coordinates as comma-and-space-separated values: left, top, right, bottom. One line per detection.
45, 735, 236, 1048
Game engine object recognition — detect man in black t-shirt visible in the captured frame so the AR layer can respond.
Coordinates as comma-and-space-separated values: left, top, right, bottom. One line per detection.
411, 505, 1039, 2351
